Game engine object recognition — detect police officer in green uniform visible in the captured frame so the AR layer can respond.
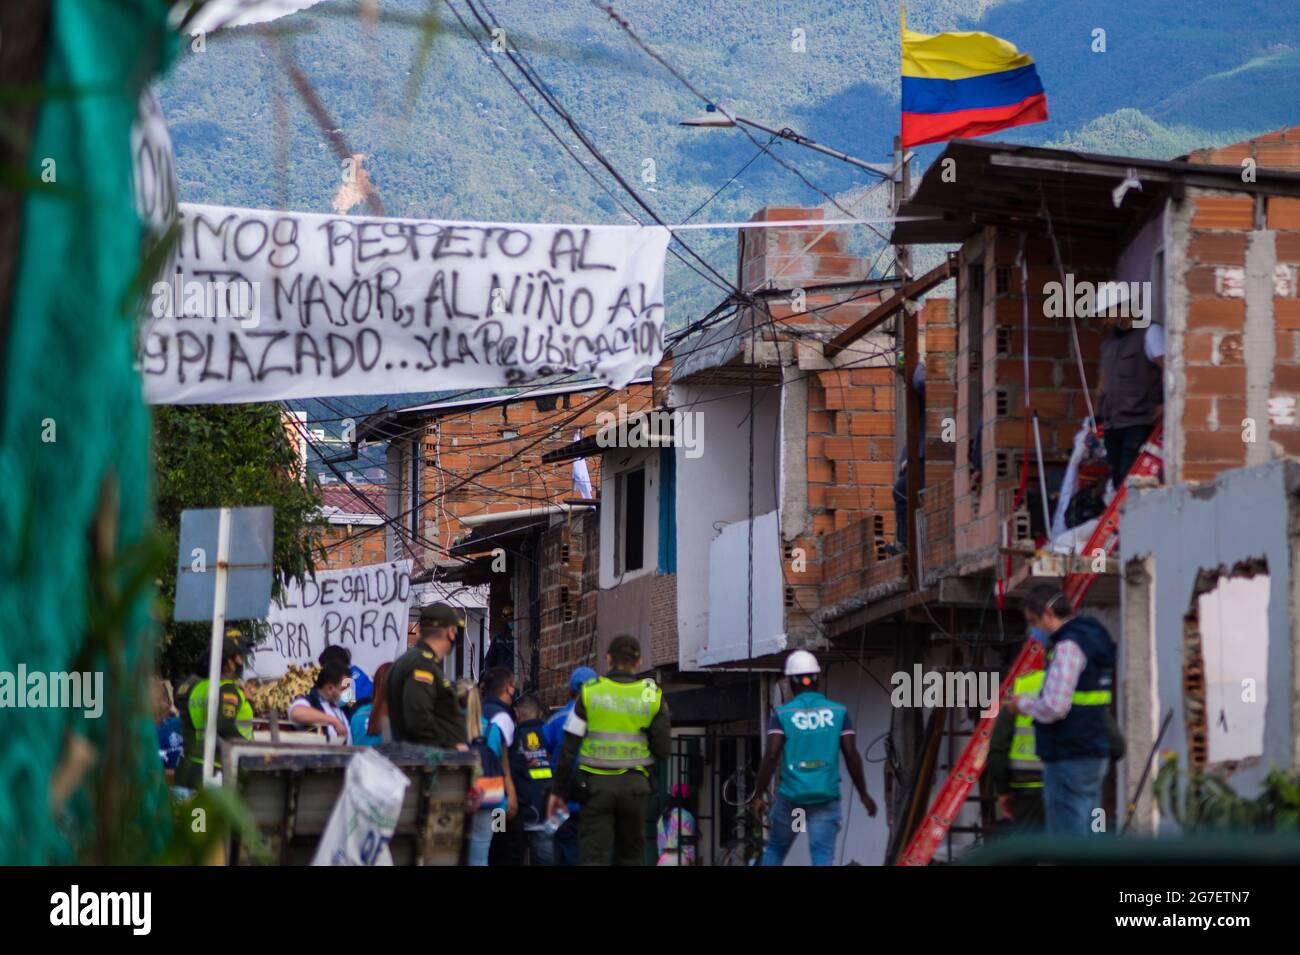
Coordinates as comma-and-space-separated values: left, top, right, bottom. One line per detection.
175, 634, 254, 789
547, 635, 670, 866
988, 667, 1046, 831
386, 602, 467, 748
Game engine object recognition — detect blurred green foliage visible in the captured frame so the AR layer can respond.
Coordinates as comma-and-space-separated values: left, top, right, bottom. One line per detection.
153, 403, 326, 680
1155, 754, 1300, 833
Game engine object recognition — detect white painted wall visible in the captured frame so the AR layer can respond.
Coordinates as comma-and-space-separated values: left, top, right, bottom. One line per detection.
672, 384, 780, 670
1199, 573, 1270, 763
701, 511, 785, 664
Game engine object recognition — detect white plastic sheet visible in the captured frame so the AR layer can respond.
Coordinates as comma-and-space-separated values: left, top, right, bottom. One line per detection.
312, 748, 410, 866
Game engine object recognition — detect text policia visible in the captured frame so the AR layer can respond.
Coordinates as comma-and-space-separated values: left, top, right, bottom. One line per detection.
140, 204, 671, 404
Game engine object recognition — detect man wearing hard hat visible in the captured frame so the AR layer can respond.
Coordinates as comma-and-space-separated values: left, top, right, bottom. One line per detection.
751, 649, 877, 866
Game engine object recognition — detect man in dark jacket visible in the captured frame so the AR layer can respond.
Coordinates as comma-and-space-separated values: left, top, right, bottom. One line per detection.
1096, 317, 1164, 491
1007, 585, 1117, 836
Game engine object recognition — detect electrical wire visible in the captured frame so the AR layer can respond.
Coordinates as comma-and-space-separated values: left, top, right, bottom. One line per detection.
589, 0, 906, 279
454, 0, 742, 297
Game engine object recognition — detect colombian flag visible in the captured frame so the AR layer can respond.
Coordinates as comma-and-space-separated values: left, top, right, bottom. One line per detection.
900, 13, 1047, 149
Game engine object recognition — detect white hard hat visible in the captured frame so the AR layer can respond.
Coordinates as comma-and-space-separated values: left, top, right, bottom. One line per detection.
784, 650, 821, 677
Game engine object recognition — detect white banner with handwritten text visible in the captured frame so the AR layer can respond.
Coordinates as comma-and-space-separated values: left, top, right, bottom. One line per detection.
141, 204, 670, 403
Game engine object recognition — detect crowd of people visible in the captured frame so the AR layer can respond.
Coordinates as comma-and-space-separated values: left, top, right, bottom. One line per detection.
152, 584, 1121, 864
155, 602, 697, 866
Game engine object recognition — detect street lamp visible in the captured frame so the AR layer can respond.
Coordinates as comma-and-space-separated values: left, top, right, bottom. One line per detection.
679, 103, 898, 180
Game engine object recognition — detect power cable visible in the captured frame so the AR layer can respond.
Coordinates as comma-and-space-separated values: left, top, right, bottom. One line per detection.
454, 0, 741, 297
589, 1, 905, 278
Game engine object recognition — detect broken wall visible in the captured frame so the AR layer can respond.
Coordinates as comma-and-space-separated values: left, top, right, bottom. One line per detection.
1119, 459, 1300, 832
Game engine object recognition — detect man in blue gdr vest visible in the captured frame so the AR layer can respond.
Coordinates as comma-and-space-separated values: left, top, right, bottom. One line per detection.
752, 650, 877, 866
1006, 584, 1118, 836
542, 665, 597, 866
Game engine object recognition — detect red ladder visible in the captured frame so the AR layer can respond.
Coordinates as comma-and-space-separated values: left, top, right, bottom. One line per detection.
896, 639, 1043, 865
897, 424, 1164, 866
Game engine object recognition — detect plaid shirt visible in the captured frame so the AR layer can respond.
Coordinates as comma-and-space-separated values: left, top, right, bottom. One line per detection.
1016, 640, 1086, 723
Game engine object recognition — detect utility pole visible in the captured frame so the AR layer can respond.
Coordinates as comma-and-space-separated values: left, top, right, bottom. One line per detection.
895, 136, 919, 592
893, 134, 923, 831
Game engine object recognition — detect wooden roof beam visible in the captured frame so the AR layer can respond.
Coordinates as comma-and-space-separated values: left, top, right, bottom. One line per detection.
823, 254, 957, 357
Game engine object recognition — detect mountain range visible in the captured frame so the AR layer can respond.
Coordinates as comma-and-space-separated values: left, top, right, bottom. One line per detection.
157, 0, 1300, 427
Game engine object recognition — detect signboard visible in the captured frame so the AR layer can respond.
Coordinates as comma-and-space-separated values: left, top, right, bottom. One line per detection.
141, 203, 670, 404
174, 506, 274, 622
249, 560, 414, 680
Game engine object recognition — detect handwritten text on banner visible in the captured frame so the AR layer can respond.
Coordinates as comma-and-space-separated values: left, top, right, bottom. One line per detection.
141, 204, 670, 403
251, 560, 414, 681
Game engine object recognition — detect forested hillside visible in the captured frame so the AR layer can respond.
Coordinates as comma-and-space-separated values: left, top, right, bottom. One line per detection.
159, 0, 1299, 421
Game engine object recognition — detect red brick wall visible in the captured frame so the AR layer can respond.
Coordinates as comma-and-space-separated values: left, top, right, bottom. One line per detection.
820, 515, 889, 606
952, 228, 1108, 562
418, 381, 654, 563
1186, 127, 1300, 173
525, 510, 600, 708
740, 207, 867, 291
321, 523, 387, 569
1178, 190, 1300, 480
1181, 194, 1252, 479
318, 484, 388, 569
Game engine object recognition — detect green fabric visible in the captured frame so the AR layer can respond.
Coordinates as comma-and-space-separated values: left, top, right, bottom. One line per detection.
579, 677, 661, 774
0, 0, 175, 862
775, 691, 845, 805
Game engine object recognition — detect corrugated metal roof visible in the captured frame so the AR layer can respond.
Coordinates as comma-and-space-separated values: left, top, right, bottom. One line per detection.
893, 138, 1300, 246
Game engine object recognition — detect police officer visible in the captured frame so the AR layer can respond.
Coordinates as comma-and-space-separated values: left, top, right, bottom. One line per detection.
175, 634, 254, 789
988, 666, 1046, 831
387, 602, 467, 748
752, 650, 877, 866
547, 635, 670, 866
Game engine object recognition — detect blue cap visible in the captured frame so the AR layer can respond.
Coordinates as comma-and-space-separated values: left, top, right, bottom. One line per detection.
569, 666, 598, 692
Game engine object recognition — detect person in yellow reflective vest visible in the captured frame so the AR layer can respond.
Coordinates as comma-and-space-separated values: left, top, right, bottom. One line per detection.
547, 635, 671, 866
1006, 585, 1119, 836
175, 635, 254, 789
988, 667, 1045, 832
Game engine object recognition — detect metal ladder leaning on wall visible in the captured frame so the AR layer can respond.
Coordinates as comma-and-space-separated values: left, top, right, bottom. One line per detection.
897, 426, 1164, 866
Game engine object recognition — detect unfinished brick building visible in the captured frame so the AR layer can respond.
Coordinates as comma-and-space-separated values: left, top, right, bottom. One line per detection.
669, 206, 916, 668
358, 378, 653, 692
815, 130, 1300, 860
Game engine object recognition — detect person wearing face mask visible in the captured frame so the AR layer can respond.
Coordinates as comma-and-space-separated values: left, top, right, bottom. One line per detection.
175, 634, 255, 789
1005, 585, 1118, 836
288, 661, 352, 743
319, 644, 372, 717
